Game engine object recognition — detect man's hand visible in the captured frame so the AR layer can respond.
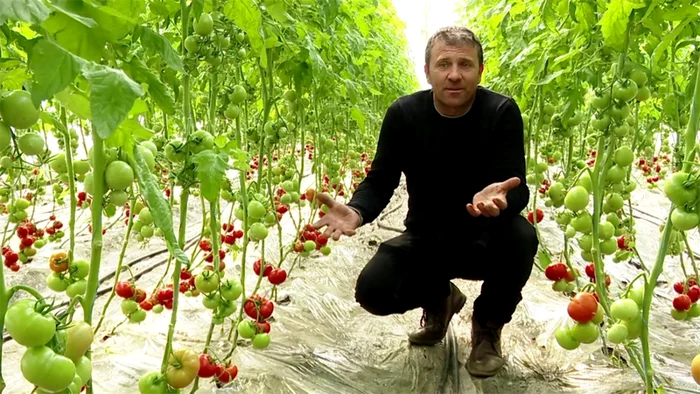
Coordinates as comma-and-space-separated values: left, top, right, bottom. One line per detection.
312, 193, 362, 241
466, 177, 521, 217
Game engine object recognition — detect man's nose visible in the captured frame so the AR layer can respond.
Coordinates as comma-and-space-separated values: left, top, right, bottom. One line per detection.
447, 66, 462, 81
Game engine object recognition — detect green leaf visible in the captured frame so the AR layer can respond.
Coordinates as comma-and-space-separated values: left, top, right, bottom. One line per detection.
214, 135, 228, 148
29, 40, 85, 107
534, 69, 565, 85
600, 0, 646, 51
129, 98, 149, 116
130, 145, 190, 269
0, 67, 29, 91
49, 2, 98, 27
87, 0, 145, 42
224, 0, 266, 65
350, 107, 366, 132
266, 3, 294, 23
39, 112, 67, 135
136, 26, 184, 73
191, 150, 229, 202
128, 57, 176, 115
652, 17, 693, 65
105, 118, 152, 150
120, 118, 153, 141
55, 88, 91, 119
537, 250, 552, 269
661, 5, 699, 21
42, 11, 106, 62
0, 0, 50, 25
82, 64, 144, 140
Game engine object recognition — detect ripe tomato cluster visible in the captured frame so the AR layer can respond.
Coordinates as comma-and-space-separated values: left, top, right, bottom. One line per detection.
292, 224, 331, 256
538, 179, 551, 196
584, 263, 611, 287
197, 353, 238, 386
671, 277, 700, 320
638, 155, 669, 184
237, 294, 273, 349
114, 280, 152, 323
253, 258, 287, 285
76, 191, 92, 208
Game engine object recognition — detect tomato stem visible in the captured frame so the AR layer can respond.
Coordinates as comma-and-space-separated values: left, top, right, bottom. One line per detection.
681, 232, 699, 280
59, 107, 77, 263
94, 195, 136, 334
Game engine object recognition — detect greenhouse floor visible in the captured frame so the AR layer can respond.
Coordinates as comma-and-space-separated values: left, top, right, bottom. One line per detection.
3, 175, 700, 394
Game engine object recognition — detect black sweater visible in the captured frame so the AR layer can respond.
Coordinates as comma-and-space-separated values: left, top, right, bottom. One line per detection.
347, 86, 529, 234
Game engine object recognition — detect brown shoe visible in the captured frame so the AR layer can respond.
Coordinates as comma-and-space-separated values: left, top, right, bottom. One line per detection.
466, 316, 505, 377
408, 283, 467, 346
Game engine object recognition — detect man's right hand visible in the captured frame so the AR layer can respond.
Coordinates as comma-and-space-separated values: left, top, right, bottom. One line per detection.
312, 193, 362, 241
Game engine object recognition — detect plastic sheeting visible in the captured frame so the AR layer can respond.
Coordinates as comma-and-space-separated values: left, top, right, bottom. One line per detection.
3, 174, 700, 394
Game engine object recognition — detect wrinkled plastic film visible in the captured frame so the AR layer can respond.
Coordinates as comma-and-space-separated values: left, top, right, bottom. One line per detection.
3, 177, 700, 393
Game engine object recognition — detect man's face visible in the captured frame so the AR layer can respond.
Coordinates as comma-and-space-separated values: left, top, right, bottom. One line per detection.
424, 40, 484, 114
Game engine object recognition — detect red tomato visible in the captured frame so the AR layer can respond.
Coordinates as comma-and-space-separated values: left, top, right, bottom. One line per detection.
257, 321, 271, 333
674, 281, 686, 294
567, 292, 598, 323
216, 364, 238, 383
133, 288, 147, 303
585, 263, 595, 279
157, 288, 174, 303
268, 269, 287, 285
139, 300, 154, 311
253, 259, 272, 277
115, 281, 135, 298
198, 354, 220, 378
544, 263, 567, 281
688, 286, 700, 303
180, 268, 192, 280
674, 294, 692, 311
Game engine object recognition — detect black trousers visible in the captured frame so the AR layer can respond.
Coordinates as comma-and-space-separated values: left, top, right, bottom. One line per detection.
354, 215, 538, 326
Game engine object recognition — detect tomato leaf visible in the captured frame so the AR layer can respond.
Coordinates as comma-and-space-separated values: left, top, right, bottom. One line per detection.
82, 64, 144, 140
537, 251, 552, 269
265, 3, 294, 23
600, 0, 645, 51
135, 25, 184, 73
48, 2, 98, 28
29, 40, 86, 107
661, 5, 699, 21
130, 145, 190, 269
87, 0, 145, 42
128, 57, 176, 115
224, 0, 266, 65
652, 17, 693, 65
192, 150, 229, 202
0, 0, 50, 25
42, 11, 106, 62
55, 88, 91, 119
350, 108, 366, 132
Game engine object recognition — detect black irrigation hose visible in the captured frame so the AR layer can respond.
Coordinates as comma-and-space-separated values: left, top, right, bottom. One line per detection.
2, 235, 200, 343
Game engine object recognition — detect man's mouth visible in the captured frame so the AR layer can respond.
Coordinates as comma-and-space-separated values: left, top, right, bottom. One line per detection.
445, 87, 463, 92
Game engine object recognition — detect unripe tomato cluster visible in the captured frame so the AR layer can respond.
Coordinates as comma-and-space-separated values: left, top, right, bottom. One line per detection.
114, 280, 151, 323
293, 224, 331, 256
544, 262, 576, 292
238, 294, 273, 350
45, 251, 90, 298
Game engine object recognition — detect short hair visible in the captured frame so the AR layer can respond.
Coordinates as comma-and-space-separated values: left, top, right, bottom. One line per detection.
424, 26, 484, 66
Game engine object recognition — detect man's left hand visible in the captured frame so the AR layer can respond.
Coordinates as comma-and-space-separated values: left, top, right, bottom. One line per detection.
466, 177, 521, 217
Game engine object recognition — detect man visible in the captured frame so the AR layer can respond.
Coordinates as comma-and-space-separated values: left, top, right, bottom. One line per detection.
312, 26, 538, 378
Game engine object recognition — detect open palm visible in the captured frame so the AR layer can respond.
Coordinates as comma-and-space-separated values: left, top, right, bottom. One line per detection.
312, 193, 362, 241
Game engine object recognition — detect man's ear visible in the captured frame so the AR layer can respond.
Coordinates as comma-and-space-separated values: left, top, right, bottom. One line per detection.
424, 64, 431, 85
477, 63, 484, 84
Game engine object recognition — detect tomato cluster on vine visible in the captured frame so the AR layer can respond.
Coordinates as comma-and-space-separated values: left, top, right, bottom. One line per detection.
671, 277, 700, 321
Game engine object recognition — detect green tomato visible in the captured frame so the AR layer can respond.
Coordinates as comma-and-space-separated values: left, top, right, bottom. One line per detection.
238, 320, 256, 339
571, 212, 592, 234
606, 165, 626, 184
129, 309, 147, 323
63, 321, 94, 362
220, 279, 243, 301
21, 346, 76, 392
195, 272, 220, 293
671, 207, 699, 231
66, 280, 87, 298
1, 90, 41, 129
164, 140, 187, 162
69, 259, 90, 279
606, 323, 629, 344
610, 298, 639, 321
47, 272, 71, 292
565, 186, 589, 211
73, 160, 90, 175
555, 326, 580, 350
625, 284, 645, 307
612, 79, 638, 102
565, 225, 576, 238
252, 333, 271, 349
688, 303, 700, 318
110, 190, 128, 207
230, 85, 247, 104
606, 193, 624, 211
140, 141, 158, 156
138, 371, 170, 394
248, 200, 266, 219
5, 299, 56, 347
194, 13, 214, 35
141, 225, 154, 238
105, 160, 134, 190
139, 208, 154, 225
628, 69, 648, 87
184, 36, 199, 53
49, 152, 69, 174
623, 315, 643, 340
610, 103, 630, 121
591, 113, 611, 131
121, 299, 139, 315
599, 221, 615, 240
600, 238, 618, 255
139, 146, 156, 171
152, 304, 164, 314
570, 322, 599, 344
18, 132, 45, 156
551, 279, 568, 292
188, 130, 214, 154
671, 308, 687, 321
591, 90, 611, 110
591, 303, 604, 325
304, 240, 316, 252
577, 234, 593, 251
320, 245, 331, 256
248, 222, 268, 241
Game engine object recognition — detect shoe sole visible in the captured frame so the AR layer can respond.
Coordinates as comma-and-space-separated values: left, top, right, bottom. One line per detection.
408, 288, 468, 346
466, 362, 503, 378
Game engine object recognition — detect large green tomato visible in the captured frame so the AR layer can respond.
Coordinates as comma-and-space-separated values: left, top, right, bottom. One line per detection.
0, 90, 41, 129
188, 130, 214, 154
139, 371, 170, 394
565, 186, 589, 211
49, 152, 69, 174
570, 322, 599, 344
555, 326, 580, 350
671, 207, 699, 231
220, 278, 243, 301
606, 323, 629, 344
238, 320, 256, 338
21, 346, 76, 392
663, 171, 697, 206
610, 299, 639, 321
74, 356, 92, 384
105, 160, 135, 190
63, 321, 94, 361
614, 146, 634, 167
18, 132, 45, 156
5, 299, 56, 347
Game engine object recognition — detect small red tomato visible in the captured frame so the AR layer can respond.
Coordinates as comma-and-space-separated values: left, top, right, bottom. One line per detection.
316, 235, 328, 246
9, 264, 20, 272
200, 239, 212, 252
180, 268, 192, 280
115, 281, 135, 298
179, 281, 190, 293
253, 259, 272, 277
157, 288, 174, 303
674, 281, 686, 294
673, 294, 692, 311
216, 364, 238, 383
16, 226, 28, 239
133, 288, 147, 303
567, 292, 598, 323
198, 354, 220, 378
585, 263, 596, 279
544, 263, 567, 281
234, 230, 243, 239
690, 278, 699, 287
687, 285, 700, 303
268, 268, 287, 285
257, 321, 271, 333
139, 300, 154, 311
20, 237, 34, 248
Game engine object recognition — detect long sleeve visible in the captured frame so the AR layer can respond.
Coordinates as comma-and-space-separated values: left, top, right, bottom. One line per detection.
346, 101, 404, 225
487, 98, 529, 217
